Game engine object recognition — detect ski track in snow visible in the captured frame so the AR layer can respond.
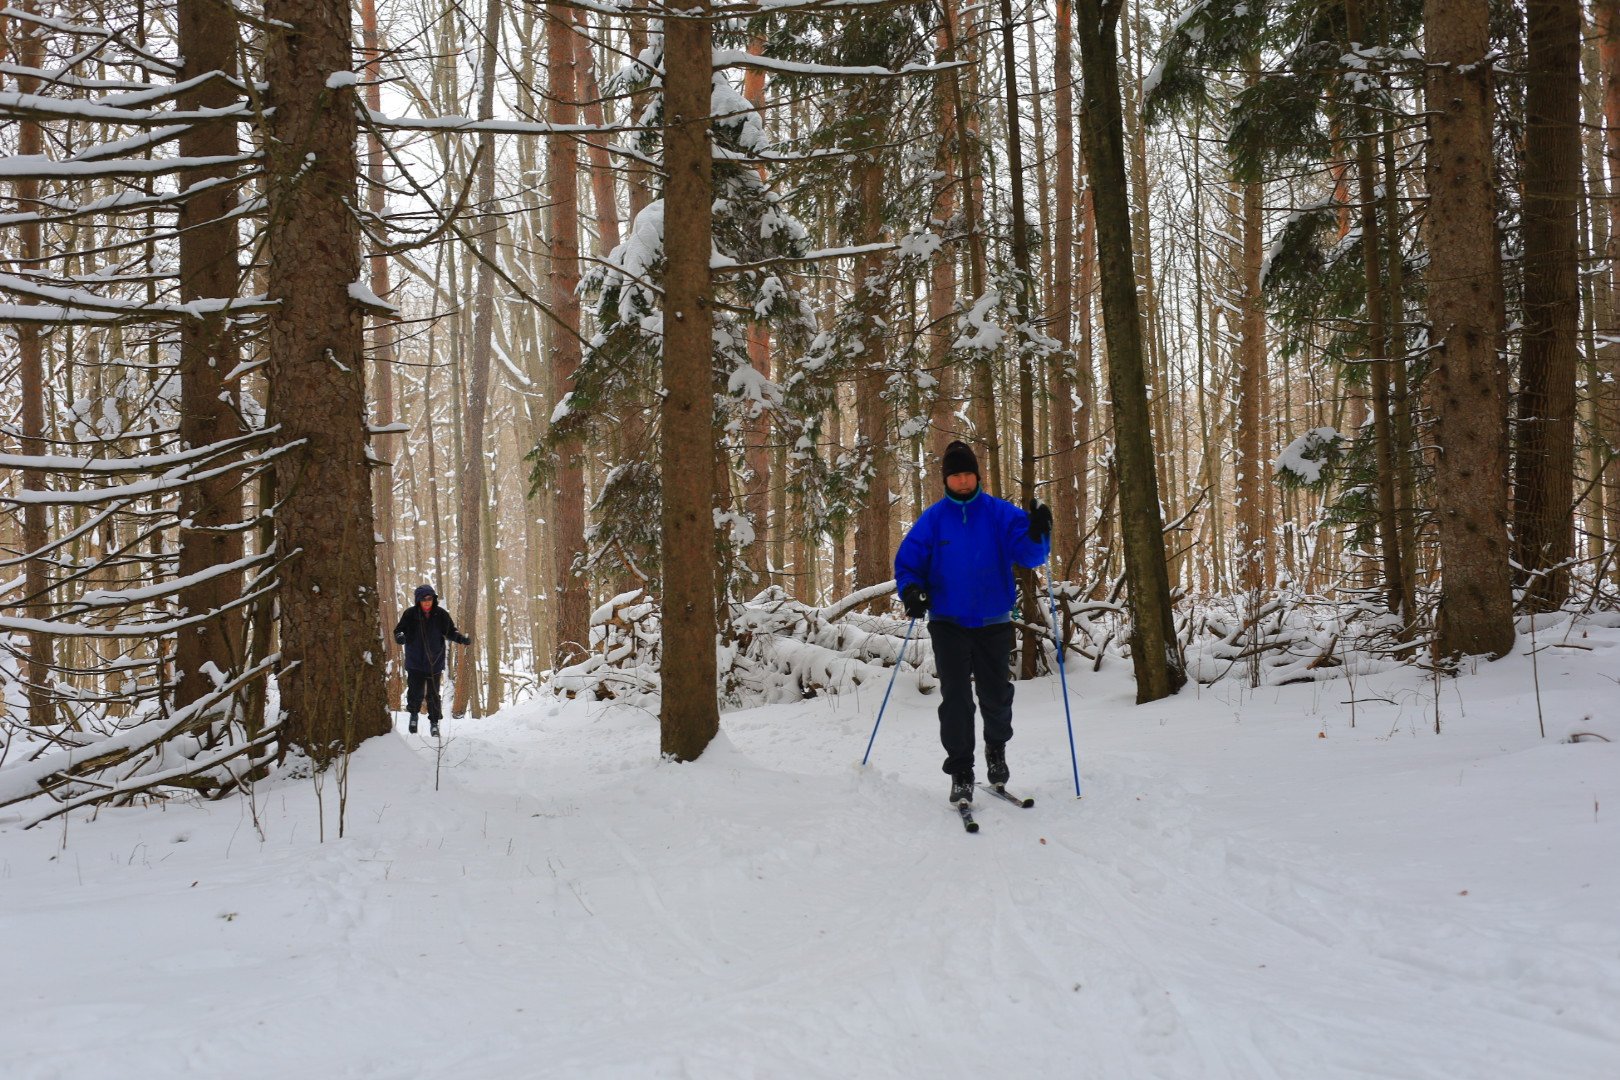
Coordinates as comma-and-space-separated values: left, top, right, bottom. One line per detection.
2, 642, 1618, 1080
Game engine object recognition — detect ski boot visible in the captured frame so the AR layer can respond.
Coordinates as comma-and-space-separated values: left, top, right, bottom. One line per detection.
407, 714, 418, 735
986, 743, 1009, 787
949, 772, 975, 806
429, 719, 440, 738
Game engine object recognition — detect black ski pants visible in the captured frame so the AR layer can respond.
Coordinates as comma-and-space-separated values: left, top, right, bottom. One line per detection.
928, 620, 1015, 777
406, 669, 444, 721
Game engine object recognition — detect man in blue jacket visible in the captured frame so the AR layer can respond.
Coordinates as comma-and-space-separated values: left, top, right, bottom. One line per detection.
393, 584, 471, 736
894, 441, 1051, 806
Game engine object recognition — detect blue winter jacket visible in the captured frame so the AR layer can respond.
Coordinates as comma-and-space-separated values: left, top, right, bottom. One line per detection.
894, 490, 1049, 627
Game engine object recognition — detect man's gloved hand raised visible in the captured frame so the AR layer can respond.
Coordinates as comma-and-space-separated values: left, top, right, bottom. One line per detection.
1027, 499, 1053, 543
900, 583, 930, 619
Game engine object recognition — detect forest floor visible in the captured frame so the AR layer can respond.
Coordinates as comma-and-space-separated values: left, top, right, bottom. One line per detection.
2, 626, 1618, 1079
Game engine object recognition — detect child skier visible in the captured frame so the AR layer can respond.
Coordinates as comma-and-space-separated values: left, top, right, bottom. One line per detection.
893, 441, 1051, 806
392, 584, 471, 737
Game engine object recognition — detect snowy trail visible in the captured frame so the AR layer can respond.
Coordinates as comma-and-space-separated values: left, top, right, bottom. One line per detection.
2, 645, 1617, 1079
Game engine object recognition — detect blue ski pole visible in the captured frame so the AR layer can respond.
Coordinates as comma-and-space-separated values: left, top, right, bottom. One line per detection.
1046, 577, 1082, 798
862, 617, 918, 766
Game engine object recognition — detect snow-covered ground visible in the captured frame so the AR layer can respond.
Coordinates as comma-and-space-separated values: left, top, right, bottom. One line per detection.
3, 630, 1617, 1079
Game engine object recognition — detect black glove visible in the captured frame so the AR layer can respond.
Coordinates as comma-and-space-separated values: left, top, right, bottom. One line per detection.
394, 631, 406, 645
900, 584, 930, 619
457, 632, 473, 646
1027, 499, 1053, 543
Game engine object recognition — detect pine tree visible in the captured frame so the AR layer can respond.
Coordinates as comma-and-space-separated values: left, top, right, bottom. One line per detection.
174, 0, 247, 713
264, 0, 391, 760
1425, 0, 1515, 658
661, 0, 721, 761
1513, 0, 1584, 609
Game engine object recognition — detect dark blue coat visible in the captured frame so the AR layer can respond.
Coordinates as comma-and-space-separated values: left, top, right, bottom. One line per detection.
894, 490, 1049, 627
393, 587, 469, 673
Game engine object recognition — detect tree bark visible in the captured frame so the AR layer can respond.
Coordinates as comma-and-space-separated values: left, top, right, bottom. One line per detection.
1512, 0, 1583, 609
997, 0, 1044, 678
12, 2, 54, 726
1073, 0, 1185, 701
175, 0, 247, 713
453, 0, 502, 716
1344, 0, 1409, 620
1050, 0, 1082, 573
742, 34, 772, 589
940, 0, 1000, 491
851, 59, 892, 593
1597, 0, 1620, 581
263, 0, 390, 760
1425, 0, 1515, 657
660, 0, 720, 761
575, 12, 622, 257
547, 0, 590, 669
1234, 62, 1267, 598
359, 0, 401, 711
1076, 182, 1097, 566
927, 20, 959, 462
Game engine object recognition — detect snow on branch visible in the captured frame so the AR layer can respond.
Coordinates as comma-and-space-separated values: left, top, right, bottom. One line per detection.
710, 50, 969, 80
0, 655, 281, 822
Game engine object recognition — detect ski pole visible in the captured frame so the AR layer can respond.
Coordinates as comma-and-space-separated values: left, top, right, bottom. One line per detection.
862, 616, 918, 767
1045, 576, 1082, 798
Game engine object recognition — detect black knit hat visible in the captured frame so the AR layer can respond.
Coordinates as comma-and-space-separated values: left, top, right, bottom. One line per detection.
942, 440, 980, 482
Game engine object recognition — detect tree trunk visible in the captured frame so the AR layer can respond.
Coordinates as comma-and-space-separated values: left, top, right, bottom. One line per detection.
626, 9, 654, 223
264, 0, 389, 759
851, 85, 892, 593
175, 0, 247, 714
927, 22, 959, 462
1597, 0, 1620, 581
453, 0, 502, 716
575, 12, 622, 256
742, 35, 773, 589
1234, 62, 1267, 598
13, 1, 54, 726
547, 0, 590, 668
660, 0, 720, 761
1073, 0, 1185, 701
359, 0, 401, 711
940, 0, 1000, 490
997, 0, 1044, 678
1512, 0, 1583, 609
1076, 182, 1097, 565
1050, 0, 1082, 573
1342, 0, 1408, 620
1425, 0, 1515, 657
